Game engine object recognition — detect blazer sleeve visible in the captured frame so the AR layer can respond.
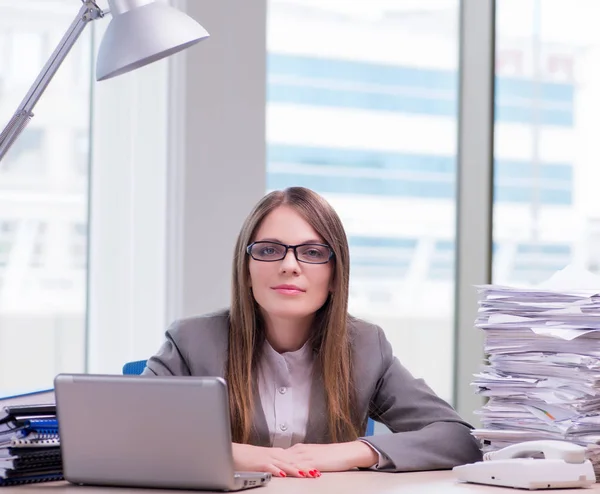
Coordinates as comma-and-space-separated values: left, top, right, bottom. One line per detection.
141, 321, 193, 376
359, 326, 482, 472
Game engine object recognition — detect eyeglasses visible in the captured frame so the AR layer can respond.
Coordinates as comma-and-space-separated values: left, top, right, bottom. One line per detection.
246, 241, 334, 264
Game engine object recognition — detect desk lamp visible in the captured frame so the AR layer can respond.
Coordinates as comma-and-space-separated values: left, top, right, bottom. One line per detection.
0, 0, 209, 162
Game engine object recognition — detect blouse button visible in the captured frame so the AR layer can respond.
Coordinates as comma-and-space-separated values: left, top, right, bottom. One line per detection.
279, 423, 288, 432
278, 387, 287, 394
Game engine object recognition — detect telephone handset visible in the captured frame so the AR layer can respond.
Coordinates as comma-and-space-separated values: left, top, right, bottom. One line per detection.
482, 440, 586, 464
453, 440, 596, 490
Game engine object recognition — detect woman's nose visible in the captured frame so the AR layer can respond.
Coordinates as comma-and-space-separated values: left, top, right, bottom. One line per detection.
279, 249, 301, 272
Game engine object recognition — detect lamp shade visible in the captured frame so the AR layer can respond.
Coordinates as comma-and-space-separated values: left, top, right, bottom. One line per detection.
96, 1, 209, 81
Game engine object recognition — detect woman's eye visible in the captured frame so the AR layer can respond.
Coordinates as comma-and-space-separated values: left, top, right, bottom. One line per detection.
306, 249, 323, 258
261, 247, 276, 255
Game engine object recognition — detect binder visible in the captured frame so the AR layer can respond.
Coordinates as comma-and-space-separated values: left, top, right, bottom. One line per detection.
0, 461, 61, 474
0, 448, 61, 462
0, 446, 61, 460
0, 390, 54, 409
3, 438, 59, 448
0, 472, 63, 486
0, 439, 60, 459
0, 431, 59, 448
22, 419, 58, 430
0, 419, 58, 439
0, 404, 56, 425
0, 405, 57, 435
0, 465, 63, 478
0, 449, 61, 468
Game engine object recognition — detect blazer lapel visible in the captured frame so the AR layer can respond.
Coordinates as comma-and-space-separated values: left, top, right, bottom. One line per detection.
250, 380, 271, 446
303, 359, 330, 444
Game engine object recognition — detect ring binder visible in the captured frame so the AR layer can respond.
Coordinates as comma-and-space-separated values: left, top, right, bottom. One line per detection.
0, 473, 64, 486
9, 438, 60, 448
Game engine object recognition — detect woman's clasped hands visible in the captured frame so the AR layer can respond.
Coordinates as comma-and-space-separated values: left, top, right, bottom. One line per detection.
232, 443, 320, 478
232, 441, 378, 478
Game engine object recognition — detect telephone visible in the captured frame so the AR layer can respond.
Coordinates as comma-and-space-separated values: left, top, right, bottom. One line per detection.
453, 440, 596, 490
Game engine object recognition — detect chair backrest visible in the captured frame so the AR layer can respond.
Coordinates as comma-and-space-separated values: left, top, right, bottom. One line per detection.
365, 418, 375, 436
121, 359, 375, 436
122, 360, 148, 375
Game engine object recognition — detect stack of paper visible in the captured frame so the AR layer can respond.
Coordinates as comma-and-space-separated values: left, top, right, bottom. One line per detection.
471, 265, 600, 475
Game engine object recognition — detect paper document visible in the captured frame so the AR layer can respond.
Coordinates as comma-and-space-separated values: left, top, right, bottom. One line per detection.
472, 264, 600, 476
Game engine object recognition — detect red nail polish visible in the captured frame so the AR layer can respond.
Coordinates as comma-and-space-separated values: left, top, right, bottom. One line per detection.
279, 471, 286, 478
298, 471, 306, 477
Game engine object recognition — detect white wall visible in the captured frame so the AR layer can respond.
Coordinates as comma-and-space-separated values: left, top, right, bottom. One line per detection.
171, 0, 267, 321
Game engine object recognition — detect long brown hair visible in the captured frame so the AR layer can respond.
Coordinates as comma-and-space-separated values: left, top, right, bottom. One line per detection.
227, 187, 362, 443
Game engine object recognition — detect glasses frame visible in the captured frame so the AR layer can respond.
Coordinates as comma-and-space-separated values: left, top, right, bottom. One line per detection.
246, 241, 334, 264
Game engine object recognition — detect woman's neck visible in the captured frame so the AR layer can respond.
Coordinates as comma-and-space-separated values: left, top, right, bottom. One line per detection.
261, 312, 314, 353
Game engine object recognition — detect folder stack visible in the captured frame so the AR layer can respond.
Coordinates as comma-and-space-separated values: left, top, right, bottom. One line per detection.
471, 266, 600, 475
0, 403, 62, 485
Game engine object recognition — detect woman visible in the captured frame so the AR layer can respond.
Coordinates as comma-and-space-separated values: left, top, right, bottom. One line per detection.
143, 187, 482, 478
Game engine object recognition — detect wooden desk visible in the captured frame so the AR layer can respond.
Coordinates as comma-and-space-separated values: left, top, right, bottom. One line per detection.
3, 471, 599, 493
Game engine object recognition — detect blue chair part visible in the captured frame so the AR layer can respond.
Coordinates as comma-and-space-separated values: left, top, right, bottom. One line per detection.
122, 359, 148, 375
122, 359, 376, 435
365, 418, 375, 436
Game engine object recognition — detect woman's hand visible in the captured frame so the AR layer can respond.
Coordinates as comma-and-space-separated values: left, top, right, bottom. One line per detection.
286, 441, 379, 472
232, 443, 320, 478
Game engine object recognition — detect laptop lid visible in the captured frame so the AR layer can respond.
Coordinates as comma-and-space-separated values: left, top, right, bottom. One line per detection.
54, 374, 245, 491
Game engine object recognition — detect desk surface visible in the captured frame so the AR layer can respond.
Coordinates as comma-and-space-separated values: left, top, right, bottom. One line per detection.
4, 471, 600, 493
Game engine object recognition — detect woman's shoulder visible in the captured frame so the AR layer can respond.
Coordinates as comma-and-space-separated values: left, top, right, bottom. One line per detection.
158, 309, 230, 375
347, 315, 395, 383
347, 313, 382, 333
347, 314, 386, 350
166, 308, 230, 348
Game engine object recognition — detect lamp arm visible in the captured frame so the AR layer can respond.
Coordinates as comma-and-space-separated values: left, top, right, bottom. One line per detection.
0, 0, 106, 162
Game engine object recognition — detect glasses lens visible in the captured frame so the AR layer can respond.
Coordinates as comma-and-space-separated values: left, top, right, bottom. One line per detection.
297, 244, 331, 263
250, 242, 286, 261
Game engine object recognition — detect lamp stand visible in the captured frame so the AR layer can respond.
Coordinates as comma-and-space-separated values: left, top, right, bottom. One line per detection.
0, 0, 106, 162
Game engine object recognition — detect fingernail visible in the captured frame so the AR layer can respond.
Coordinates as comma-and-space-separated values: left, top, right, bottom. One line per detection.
315, 470, 321, 477
309, 470, 317, 477
298, 471, 306, 477
279, 471, 286, 478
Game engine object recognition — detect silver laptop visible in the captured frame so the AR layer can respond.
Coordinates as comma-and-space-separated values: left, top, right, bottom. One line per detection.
54, 374, 271, 491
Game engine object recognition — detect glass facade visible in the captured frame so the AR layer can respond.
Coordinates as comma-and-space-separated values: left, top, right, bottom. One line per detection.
493, 0, 600, 286
267, 0, 460, 401
0, 0, 91, 393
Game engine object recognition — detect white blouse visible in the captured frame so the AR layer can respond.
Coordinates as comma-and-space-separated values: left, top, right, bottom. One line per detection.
257, 339, 314, 448
256, 339, 388, 468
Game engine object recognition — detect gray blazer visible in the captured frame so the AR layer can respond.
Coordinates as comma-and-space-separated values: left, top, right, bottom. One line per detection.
143, 309, 482, 472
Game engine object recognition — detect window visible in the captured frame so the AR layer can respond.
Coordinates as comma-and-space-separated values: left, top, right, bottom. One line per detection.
493, 0, 598, 287
8, 31, 44, 84
349, 236, 416, 280
266, 0, 460, 402
511, 242, 572, 284
29, 222, 47, 268
0, 221, 16, 268
71, 222, 87, 269
0, 2, 91, 394
0, 32, 7, 76
73, 130, 90, 176
428, 240, 455, 281
0, 128, 45, 174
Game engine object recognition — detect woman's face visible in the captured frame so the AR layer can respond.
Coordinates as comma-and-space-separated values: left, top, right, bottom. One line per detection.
248, 205, 333, 322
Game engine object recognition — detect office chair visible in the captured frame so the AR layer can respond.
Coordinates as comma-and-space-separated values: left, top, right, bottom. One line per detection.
122, 359, 376, 436
122, 359, 148, 376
